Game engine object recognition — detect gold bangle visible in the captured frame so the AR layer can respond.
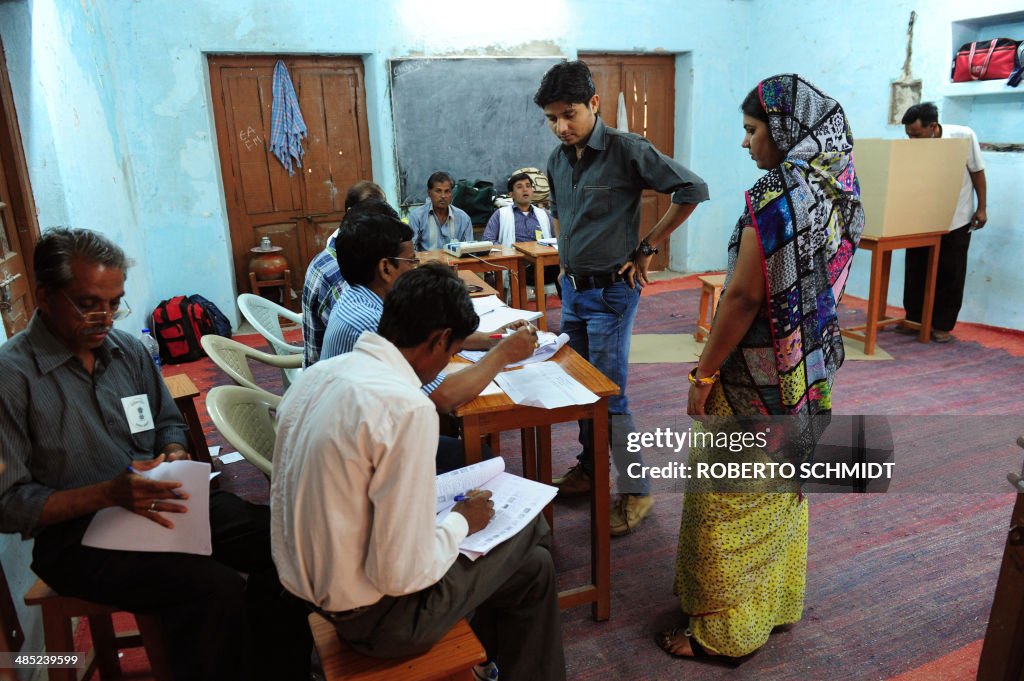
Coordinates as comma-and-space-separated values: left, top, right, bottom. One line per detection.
688, 367, 720, 386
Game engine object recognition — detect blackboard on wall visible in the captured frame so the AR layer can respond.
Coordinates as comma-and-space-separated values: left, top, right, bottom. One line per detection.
389, 57, 564, 207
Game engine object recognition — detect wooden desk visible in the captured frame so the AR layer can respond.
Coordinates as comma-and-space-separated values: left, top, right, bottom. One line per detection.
841, 231, 943, 355
458, 270, 499, 298
513, 241, 560, 332
455, 346, 619, 621
163, 374, 213, 465
418, 247, 527, 309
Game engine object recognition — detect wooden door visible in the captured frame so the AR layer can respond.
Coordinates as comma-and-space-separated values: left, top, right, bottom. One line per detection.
209, 56, 372, 298
0, 38, 38, 337
582, 54, 676, 271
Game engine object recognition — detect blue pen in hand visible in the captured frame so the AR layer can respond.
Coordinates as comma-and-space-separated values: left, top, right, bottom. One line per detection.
453, 494, 469, 502
127, 464, 183, 498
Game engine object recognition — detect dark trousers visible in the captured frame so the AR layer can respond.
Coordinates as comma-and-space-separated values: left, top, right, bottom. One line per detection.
903, 224, 972, 332
32, 490, 312, 681
330, 515, 565, 681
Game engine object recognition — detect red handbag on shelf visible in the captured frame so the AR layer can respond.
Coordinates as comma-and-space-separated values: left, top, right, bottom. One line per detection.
951, 38, 1020, 82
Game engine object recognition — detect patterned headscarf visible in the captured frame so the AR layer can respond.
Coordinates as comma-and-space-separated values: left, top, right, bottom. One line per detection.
744, 74, 864, 416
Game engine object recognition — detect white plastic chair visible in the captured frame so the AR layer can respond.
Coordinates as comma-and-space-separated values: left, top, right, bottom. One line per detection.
200, 335, 301, 393
237, 293, 303, 357
205, 385, 280, 479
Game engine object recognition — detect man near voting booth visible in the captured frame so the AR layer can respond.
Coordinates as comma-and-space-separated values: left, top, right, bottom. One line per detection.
482, 170, 562, 297
408, 171, 474, 251
899, 102, 987, 343
272, 264, 565, 681
0, 228, 310, 681
535, 60, 709, 535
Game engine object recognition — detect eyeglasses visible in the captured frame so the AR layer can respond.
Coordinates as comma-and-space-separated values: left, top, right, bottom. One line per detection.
389, 256, 420, 268
62, 291, 132, 324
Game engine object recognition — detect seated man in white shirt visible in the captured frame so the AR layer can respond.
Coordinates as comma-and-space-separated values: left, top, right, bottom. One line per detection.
271, 264, 565, 681
407, 171, 474, 251
482, 171, 561, 296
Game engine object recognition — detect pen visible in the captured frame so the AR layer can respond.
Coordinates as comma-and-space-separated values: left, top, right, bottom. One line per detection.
128, 464, 183, 498
453, 494, 469, 502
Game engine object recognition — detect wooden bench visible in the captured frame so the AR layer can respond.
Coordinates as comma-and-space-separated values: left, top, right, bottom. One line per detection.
309, 613, 486, 681
694, 273, 726, 342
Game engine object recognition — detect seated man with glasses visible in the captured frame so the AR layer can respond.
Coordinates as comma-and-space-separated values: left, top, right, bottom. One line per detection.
0, 228, 311, 681
321, 210, 537, 472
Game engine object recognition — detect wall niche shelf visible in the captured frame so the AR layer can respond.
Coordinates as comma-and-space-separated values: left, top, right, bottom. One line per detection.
945, 10, 1024, 99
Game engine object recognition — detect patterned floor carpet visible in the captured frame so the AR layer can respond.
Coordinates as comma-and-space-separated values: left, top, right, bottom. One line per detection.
128, 274, 1022, 680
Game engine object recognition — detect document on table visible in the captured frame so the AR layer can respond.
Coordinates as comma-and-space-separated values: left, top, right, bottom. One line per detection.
82, 460, 212, 555
536, 237, 558, 247
442, 362, 505, 397
436, 458, 557, 560
471, 295, 542, 333
458, 331, 569, 367
494, 361, 599, 409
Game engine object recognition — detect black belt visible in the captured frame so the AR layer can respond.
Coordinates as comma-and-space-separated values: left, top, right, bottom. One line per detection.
290, 592, 372, 622
565, 271, 624, 291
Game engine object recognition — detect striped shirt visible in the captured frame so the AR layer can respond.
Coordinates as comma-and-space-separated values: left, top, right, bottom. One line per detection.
301, 230, 347, 367
320, 285, 444, 393
0, 314, 188, 537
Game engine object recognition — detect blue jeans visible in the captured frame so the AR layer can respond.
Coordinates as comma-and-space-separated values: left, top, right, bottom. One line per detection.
560, 278, 649, 495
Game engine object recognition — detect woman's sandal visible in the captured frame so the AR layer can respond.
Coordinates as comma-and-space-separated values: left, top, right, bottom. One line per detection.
656, 627, 746, 668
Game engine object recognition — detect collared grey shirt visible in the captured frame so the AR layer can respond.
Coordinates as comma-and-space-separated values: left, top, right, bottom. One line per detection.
0, 314, 188, 538
547, 117, 709, 275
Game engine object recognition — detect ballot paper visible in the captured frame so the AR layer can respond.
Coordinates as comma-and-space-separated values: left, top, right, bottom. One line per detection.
458, 331, 569, 367
536, 237, 558, 247
436, 457, 557, 560
471, 295, 542, 333
494, 362, 599, 409
82, 460, 212, 555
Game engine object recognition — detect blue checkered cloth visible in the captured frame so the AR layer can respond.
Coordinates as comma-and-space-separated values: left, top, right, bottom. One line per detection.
270, 60, 307, 175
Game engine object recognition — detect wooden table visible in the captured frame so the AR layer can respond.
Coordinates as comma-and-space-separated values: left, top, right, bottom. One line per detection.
841, 231, 943, 355
458, 270, 499, 298
163, 373, 213, 465
454, 346, 619, 621
418, 247, 527, 309
513, 241, 561, 331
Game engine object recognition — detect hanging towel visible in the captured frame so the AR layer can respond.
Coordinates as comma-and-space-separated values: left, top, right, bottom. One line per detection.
616, 91, 630, 133
270, 60, 307, 175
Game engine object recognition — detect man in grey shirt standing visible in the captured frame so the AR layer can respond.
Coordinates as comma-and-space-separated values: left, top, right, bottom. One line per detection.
535, 60, 709, 535
0, 228, 309, 681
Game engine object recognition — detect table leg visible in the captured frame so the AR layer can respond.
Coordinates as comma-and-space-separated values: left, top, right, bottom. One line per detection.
537, 426, 554, 530
512, 259, 527, 311
878, 249, 893, 323
462, 417, 484, 464
176, 397, 212, 465
589, 401, 611, 621
533, 259, 548, 331
920, 241, 940, 344
864, 246, 884, 355
492, 270, 506, 304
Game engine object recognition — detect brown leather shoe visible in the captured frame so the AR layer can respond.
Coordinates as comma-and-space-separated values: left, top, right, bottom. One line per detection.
931, 329, 953, 343
610, 494, 654, 536
552, 464, 592, 495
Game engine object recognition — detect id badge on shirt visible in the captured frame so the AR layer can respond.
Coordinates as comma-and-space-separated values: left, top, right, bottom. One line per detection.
122, 394, 155, 434
535, 229, 544, 241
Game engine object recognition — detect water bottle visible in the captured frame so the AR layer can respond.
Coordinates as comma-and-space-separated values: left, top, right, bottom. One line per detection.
140, 328, 162, 370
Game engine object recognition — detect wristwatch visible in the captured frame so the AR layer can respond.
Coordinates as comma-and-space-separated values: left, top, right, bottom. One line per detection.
636, 239, 659, 257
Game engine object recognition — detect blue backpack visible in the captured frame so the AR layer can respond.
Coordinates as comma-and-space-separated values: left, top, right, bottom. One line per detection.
188, 294, 232, 339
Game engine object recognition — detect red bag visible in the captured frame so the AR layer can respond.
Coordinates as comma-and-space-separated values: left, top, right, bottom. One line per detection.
151, 295, 212, 364
951, 39, 1019, 82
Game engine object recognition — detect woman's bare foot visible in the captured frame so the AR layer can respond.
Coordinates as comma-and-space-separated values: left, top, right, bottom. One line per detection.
657, 627, 716, 658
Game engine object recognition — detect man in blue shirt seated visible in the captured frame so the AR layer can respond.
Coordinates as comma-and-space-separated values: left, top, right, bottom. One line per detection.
407, 171, 474, 251
300, 180, 385, 367
320, 210, 536, 471
482, 171, 562, 298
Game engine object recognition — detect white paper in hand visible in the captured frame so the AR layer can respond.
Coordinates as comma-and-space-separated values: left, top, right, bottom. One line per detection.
82, 460, 212, 555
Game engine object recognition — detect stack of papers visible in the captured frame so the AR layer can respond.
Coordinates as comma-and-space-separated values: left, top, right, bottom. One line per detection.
471, 295, 542, 333
494, 362, 599, 409
536, 237, 558, 247
459, 331, 569, 367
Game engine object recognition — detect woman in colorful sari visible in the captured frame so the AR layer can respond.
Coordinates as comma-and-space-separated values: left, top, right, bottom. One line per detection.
658, 74, 864, 661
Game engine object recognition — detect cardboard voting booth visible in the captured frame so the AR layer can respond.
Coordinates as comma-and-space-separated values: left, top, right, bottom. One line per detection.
855, 138, 969, 238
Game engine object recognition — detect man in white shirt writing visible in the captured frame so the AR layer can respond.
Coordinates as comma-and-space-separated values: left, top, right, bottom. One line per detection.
270, 263, 565, 681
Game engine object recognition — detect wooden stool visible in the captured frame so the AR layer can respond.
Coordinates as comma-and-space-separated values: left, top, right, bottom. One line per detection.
249, 268, 295, 312
309, 613, 486, 681
694, 273, 726, 341
24, 579, 172, 681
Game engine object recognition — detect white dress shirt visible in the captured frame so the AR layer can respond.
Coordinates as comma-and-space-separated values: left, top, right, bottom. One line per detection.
940, 123, 985, 231
270, 331, 468, 612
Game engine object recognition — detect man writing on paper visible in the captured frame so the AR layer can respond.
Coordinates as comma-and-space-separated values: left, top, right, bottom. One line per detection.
301, 179, 386, 366
408, 171, 474, 251
272, 264, 565, 681
535, 60, 709, 535
899, 102, 987, 344
0, 228, 310, 681
482, 170, 562, 297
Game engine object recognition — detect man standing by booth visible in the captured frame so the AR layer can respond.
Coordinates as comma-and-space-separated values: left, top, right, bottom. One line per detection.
900, 102, 987, 343
534, 60, 709, 535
